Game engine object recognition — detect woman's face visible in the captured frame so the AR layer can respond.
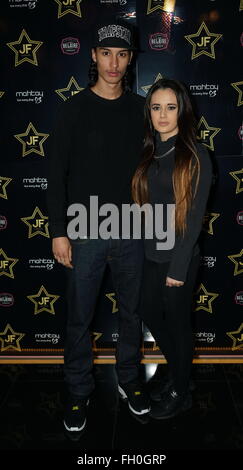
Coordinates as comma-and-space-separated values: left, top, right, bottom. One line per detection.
150, 88, 179, 141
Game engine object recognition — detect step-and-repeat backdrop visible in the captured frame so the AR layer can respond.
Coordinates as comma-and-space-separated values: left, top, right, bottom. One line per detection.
0, 0, 242, 363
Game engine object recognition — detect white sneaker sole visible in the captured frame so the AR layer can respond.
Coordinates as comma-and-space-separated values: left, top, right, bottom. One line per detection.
118, 385, 151, 415
63, 399, 89, 432
63, 418, 86, 432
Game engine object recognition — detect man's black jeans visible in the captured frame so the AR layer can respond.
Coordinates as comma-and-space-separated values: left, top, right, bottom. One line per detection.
64, 238, 144, 398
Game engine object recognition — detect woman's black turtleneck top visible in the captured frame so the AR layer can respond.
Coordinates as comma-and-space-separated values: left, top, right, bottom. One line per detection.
145, 132, 213, 282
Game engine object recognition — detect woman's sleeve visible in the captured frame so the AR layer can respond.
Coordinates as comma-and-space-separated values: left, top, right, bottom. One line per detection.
167, 144, 213, 282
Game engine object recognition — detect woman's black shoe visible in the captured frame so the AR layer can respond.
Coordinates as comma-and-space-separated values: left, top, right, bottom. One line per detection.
149, 389, 192, 419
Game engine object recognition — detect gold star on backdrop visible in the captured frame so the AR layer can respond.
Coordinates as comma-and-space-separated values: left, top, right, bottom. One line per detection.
229, 169, 243, 194
14, 122, 49, 157
197, 116, 221, 151
0, 249, 18, 279
194, 283, 219, 313
55, 0, 82, 18
141, 73, 164, 95
55, 76, 84, 101
21, 207, 49, 238
7, 29, 43, 66
27, 285, 60, 315
0, 176, 12, 199
105, 293, 119, 313
92, 332, 103, 349
0, 324, 25, 352
185, 22, 222, 60
231, 81, 243, 106
227, 323, 243, 351
228, 249, 243, 276
203, 213, 220, 235
147, 0, 166, 14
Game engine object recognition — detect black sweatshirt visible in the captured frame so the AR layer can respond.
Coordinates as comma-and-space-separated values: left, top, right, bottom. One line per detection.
46, 87, 145, 238
145, 133, 213, 282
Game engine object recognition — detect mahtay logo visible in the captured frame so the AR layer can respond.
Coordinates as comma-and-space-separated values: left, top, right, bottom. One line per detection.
201, 256, 216, 268
0, 215, 7, 230
7, 29, 43, 67
195, 332, 216, 344
61, 37, 80, 55
22, 177, 47, 190
0, 293, 14, 307
35, 333, 60, 344
190, 84, 219, 98
149, 33, 169, 51
9, 0, 38, 8
29, 258, 55, 270
16, 90, 44, 104
235, 292, 243, 306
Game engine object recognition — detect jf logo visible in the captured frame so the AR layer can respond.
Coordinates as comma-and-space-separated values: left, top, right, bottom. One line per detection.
0, 324, 25, 352
197, 117, 221, 151
185, 22, 222, 60
0, 249, 18, 279
14, 123, 49, 157
21, 207, 49, 238
55, 0, 82, 18
7, 29, 43, 67
27, 285, 59, 315
194, 284, 219, 313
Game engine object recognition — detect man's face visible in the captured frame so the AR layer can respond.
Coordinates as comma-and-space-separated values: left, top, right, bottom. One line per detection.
91, 47, 132, 85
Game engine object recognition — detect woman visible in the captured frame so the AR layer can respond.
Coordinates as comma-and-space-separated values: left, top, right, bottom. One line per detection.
132, 78, 213, 419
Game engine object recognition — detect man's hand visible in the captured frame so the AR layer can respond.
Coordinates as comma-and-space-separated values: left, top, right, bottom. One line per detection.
166, 276, 184, 287
52, 237, 73, 268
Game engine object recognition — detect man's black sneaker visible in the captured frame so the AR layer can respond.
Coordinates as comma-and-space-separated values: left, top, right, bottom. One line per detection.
149, 389, 192, 420
64, 396, 89, 440
149, 375, 196, 402
118, 381, 151, 415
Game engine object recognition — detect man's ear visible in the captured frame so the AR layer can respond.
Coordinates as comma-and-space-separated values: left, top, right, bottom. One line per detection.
91, 48, 97, 63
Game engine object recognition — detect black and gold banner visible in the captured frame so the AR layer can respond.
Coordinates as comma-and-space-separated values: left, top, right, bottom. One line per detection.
0, 0, 242, 363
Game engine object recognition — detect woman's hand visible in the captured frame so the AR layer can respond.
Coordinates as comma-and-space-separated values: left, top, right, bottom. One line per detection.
166, 276, 184, 287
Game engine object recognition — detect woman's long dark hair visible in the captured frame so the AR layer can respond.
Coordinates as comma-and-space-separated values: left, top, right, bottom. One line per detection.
132, 78, 200, 235
88, 49, 133, 92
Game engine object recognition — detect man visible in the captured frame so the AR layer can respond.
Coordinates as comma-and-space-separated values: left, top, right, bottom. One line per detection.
46, 19, 150, 440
